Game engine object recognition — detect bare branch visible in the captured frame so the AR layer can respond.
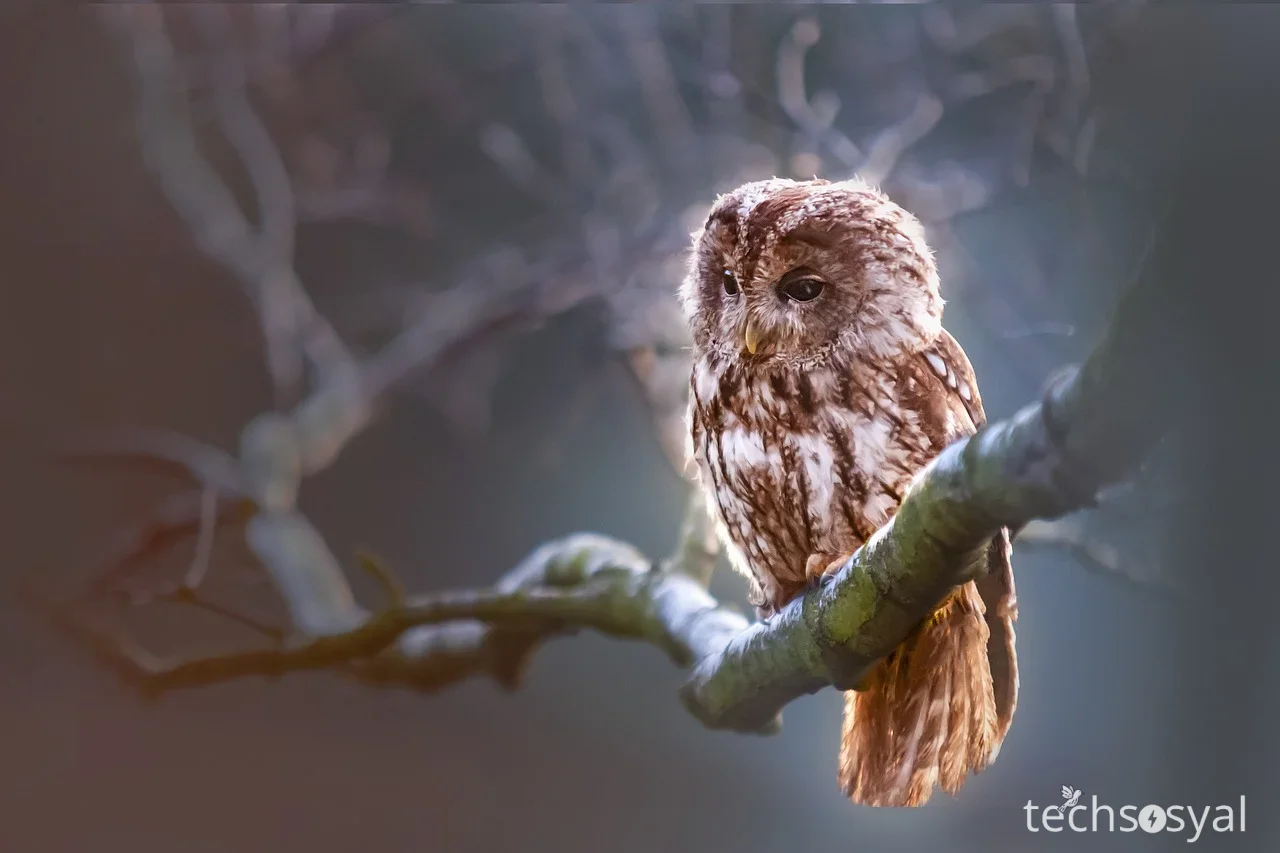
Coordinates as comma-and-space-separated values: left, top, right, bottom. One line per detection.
360, 273, 590, 401
534, 10, 596, 187
111, 3, 359, 407
479, 122, 570, 209
112, 4, 297, 403
191, 6, 296, 275
155, 586, 287, 642
1051, 4, 1091, 134
621, 8, 697, 167
624, 343, 694, 475
1013, 79, 1052, 188
76, 491, 254, 601
947, 55, 1055, 101
355, 551, 407, 610
45, 534, 749, 698
243, 509, 367, 636
1014, 518, 1183, 600
776, 17, 861, 169
922, 6, 1031, 54
55, 429, 246, 495
662, 490, 720, 588
182, 485, 220, 590
857, 93, 944, 187
1074, 111, 1102, 176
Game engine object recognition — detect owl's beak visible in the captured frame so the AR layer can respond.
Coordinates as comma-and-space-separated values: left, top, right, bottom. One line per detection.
743, 317, 771, 355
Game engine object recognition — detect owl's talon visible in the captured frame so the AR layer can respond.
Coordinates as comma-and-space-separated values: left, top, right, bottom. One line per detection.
805, 553, 851, 590
804, 553, 840, 584
804, 555, 824, 584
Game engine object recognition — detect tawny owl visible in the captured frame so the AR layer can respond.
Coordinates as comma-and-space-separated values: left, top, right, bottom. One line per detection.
680, 177, 1018, 807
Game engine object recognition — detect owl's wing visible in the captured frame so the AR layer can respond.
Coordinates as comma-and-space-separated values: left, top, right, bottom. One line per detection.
918, 329, 986, 433
917, 330, 1020, 745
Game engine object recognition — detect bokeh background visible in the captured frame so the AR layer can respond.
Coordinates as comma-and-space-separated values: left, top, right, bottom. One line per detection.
0, 4, 1275, 852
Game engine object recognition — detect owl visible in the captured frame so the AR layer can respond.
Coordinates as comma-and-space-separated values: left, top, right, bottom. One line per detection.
680, 177, 1018, 807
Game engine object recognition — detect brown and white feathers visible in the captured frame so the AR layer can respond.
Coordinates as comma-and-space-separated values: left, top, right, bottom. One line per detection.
680, 177, 1018, 807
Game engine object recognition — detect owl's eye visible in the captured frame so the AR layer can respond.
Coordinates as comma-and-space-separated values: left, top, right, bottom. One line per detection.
722, 269, 740, 296
778, 269, 824, 303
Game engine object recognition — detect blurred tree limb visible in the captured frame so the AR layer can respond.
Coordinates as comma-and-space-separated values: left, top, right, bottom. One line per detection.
37, 3, 1181, 737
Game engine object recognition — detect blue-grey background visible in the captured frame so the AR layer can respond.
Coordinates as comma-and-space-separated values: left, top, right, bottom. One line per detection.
0, 4, 1274, 852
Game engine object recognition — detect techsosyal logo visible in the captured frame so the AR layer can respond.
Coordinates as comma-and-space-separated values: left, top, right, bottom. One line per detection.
1024, 787, 1246, 843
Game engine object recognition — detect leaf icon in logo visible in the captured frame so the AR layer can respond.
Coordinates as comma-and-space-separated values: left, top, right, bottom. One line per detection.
1061, 786, 1082, 808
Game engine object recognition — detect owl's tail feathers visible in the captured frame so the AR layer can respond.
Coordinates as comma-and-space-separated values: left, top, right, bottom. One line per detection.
838, 581, 1000, 808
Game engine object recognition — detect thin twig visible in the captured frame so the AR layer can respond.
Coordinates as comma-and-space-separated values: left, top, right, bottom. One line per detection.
1015, 519, 1183, 601
663, 490, 720, 588
43, 534, 747, 696
622, 7, 697, 169
857, 94, 944, 187
159, 587, 287, 642
1051, 4, 1091, 135
776, 17, 861, 168
76, 491, 254, 601
55, 429, 246, 495
182, 485, 220, 589
356, 551, 407, 609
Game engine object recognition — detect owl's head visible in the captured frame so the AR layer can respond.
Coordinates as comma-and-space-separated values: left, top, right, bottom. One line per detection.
679, 177, 943, 368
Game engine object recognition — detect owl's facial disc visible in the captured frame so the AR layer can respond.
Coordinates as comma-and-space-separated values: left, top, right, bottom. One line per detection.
683, 177, 945, 368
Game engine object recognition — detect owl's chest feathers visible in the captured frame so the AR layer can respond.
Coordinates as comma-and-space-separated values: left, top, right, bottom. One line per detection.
690, 355, 930, 588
